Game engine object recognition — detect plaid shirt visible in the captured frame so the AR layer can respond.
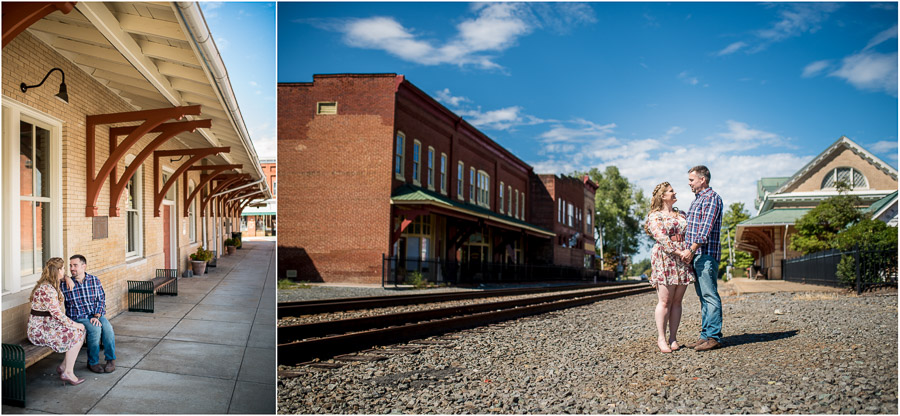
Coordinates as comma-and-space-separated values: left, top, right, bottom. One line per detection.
685, 187, 724, 261
60, 273, 106, 320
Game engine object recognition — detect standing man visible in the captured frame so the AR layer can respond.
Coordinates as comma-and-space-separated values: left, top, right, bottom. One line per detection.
681, 166, 724, 351
62, 255, 117, 373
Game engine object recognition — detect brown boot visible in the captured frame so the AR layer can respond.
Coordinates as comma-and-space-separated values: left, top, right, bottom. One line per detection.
88, 363, 105, 373
686, 338, 707, 348
694, 339, 721, 351
104, 360, 116, 373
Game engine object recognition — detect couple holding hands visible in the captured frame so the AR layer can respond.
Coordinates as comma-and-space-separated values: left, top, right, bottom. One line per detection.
27, 255, 117, 386
645, 165, 724, 353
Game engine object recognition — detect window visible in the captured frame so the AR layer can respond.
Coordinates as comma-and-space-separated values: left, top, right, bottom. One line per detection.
567, 203, 574, 227
469, 167, 476, 202
499, 182, 505, 214
273, 181, 277, 196
521, 191, 525, 220
476, 171, 490, 208
821, 167, 868, 189
587, 209, 592, 229
188, 182, 197, 243
412, 140, 421, 185
125, 160, 143, 258
457, 161, 464, 200
514, 190, 519, 219
3, 101, 62, 293
427, 147, 435, 190
508, 185, 512, 214
316, 101, 337, 115
394, 132, 405, 180
559, 198, 564, 223
440, 153, 447, 195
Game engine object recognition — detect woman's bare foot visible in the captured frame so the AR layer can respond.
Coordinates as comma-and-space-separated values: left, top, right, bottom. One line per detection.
657, 338, 672, 353
669, 340, 680, 351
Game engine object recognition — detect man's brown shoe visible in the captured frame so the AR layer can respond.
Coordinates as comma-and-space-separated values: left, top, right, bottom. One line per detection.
88, 363, 105, 373
694, 339, 721, 351
686, 338, 707, 348
104, 360, 116, 373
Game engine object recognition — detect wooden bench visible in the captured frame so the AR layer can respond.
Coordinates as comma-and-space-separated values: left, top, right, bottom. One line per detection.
2, 340, 53, 407
127, 269, 178, 313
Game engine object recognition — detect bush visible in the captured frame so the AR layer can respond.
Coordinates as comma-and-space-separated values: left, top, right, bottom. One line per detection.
189, 246, 213, 262
224, 238, 235, 247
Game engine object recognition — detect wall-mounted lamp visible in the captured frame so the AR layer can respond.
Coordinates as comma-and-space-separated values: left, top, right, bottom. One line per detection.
20, 67, 68, 104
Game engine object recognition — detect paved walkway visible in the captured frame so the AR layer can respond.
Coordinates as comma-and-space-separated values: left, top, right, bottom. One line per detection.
721, 277, 845, 294
3, 240, 276, 414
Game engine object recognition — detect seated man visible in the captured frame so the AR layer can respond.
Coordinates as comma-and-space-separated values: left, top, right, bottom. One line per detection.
62, 255, 117, 373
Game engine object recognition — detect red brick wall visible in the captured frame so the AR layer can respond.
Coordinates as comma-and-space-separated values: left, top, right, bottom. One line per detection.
533, 174, 596, 268
277, 74, 398, 283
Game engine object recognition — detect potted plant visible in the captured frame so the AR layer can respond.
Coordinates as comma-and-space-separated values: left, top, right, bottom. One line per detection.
189, 247, 212, 275
234, 237, 242, 250
224, 238, 236, 255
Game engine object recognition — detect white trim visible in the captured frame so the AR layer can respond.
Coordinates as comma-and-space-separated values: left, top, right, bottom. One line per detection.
776, 136, 898, 194
412, 139, 422, 186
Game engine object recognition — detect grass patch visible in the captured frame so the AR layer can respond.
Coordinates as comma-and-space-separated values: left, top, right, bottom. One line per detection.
278, 279, 311, 290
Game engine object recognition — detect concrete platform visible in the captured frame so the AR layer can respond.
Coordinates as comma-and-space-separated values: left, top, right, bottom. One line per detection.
2, 240, 276, 414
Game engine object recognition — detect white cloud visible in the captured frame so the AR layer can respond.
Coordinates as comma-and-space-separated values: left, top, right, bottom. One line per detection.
678, 71, 700, 86
215, 36, 230, 51
458, 106, 524, 130
665, 126, 685, 137
717, 41, 747, 56
802, 60, 831, 78
869, 140, 899, 154
337, 3, 594, 69
864, 24, 897, 51
434, 88, 470, 107
829, 50, 898, 96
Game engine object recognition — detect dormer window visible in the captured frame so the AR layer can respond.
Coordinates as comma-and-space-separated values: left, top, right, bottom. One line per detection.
821, 167, 867, 189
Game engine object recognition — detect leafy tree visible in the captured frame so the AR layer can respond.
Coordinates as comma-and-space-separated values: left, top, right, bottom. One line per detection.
576, 166, 649, 272
789, 184, 864, 255
631, 258, 652, 276
834, 218, 899, 286
719, 203, 755, 277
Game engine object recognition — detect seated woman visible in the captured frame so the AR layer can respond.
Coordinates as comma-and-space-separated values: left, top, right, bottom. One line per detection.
27, 257, 87, 385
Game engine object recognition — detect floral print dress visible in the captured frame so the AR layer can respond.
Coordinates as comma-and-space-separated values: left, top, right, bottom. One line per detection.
648, 211, 695, 287
27, 284, 85, 353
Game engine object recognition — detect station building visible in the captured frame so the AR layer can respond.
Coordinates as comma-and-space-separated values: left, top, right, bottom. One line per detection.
736, 136, 898, 279
278, 73, 600, 284
2, 2, 271, 343
241, 159, 277, 236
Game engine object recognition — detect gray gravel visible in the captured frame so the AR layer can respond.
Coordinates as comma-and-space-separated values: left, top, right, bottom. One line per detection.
277, 288, 898, 414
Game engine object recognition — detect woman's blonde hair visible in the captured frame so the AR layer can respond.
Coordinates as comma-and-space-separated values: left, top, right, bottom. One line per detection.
30, 257, 66, 304
644, 182, 671, 236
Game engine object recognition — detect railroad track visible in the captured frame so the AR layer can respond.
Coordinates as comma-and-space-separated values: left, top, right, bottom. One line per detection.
277, 282, 654, 366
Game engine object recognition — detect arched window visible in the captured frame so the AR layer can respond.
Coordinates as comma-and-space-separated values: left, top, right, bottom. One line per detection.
821, 167, 868, 189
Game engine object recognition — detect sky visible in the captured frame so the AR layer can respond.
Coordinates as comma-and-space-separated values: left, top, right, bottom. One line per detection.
277, 2, 898, 258
201, 1, 277, 160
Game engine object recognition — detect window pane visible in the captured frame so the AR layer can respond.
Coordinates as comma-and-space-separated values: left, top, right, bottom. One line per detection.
37, 201, 50, 267
20, 201, 34, 276
836, 167, 850, 186
127, 175, 136, 209
127, 211, 138, 253
821, 170, 835, 188
35, 125, 50, 198
852, 169, 867, 188
20, 121, 34, 197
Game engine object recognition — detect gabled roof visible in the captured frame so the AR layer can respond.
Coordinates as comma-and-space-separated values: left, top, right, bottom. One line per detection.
775, 136, 898, 194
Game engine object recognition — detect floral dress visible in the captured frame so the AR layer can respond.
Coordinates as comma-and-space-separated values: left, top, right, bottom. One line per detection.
27, 284, 85, 353
647, 211, 695, 287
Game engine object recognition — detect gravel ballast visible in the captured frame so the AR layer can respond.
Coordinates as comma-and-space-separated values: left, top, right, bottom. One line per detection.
277, 288, 898, 414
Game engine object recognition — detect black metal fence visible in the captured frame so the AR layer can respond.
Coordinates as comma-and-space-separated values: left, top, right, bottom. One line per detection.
382, 255, 613, 286
782, 247, 898, 294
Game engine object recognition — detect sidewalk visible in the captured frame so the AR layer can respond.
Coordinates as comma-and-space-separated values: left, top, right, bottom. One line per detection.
721, 277, 845, 295
2, 240, 276, 414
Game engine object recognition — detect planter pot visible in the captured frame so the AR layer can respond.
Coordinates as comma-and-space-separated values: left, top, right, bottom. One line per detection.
226, 246, 236, 255
190, 260, 207, 276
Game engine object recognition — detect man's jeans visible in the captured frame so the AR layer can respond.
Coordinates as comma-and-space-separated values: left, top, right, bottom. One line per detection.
75, 316, 116, 365
693, 254, 723, 342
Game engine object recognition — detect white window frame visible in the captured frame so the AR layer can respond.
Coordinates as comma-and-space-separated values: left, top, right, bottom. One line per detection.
2, 99, 64, 297
469, 167, 476, 202
395, 132, 405, 180
427, 146, 435, 190
124, 155, 144, 260
821, 166, 869, 190
457, 161, 464, 200
476, 170, 490, 208
440, 153, 447, 195
499, 182, 505, 214
514, 189, 519, 219
567, 202, 574, 227
508, 185, 513, 214
521, 191, 525, 220
412, 140, 421, 185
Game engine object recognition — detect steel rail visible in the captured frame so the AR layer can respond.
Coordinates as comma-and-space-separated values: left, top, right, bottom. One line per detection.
278, 284, 654, 365
277, 282, 633, 317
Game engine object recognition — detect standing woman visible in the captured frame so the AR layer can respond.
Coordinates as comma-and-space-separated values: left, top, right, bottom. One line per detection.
645, 182, 695, 353
27, 257, 87, 385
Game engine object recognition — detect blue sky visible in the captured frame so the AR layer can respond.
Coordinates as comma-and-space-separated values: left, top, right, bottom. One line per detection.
201, 1, 276, 160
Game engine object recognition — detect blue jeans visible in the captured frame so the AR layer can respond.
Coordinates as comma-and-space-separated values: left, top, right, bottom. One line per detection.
75, 316, 116, 365
693, 254, 723, 342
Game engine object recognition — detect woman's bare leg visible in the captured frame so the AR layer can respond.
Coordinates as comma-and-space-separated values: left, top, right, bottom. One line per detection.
63, 336, 84, 380
668, 284, 689, 349
655, 284, 672, 352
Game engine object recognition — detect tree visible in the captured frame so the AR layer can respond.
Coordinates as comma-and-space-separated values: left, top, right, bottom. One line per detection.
790, 184, 864, 255
834, 218, 898, 286
576, 166, 649, 272
631, 258, 652, 276
719, 203, 755, 277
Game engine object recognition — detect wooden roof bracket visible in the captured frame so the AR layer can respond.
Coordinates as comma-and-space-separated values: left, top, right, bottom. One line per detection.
201, 175, 250, 215
182, 164, 242, 217
221, 186, 256, 215
3, 2, 76, 48
153, 147, 229, 217
85, 105, 202, 216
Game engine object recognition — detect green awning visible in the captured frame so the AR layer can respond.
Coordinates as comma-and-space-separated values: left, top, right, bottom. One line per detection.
864, 190, 898, 214
739, 208, 811, 226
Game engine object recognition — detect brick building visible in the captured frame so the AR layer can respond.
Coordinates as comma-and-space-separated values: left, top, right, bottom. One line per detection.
241, 159, 276, 236
531, 174, 599, 269
279, 73, 600, 284
2, 2, 271, 342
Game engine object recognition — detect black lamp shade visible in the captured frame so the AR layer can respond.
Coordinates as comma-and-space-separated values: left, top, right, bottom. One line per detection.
55, 82, 68, 103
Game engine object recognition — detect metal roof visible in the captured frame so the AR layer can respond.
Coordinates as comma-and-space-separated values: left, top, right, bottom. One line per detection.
738, 208, 812, 226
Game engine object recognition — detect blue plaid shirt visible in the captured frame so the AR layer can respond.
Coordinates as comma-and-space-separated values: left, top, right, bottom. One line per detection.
60, 273, 106, 320
685, 187, 724, 261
